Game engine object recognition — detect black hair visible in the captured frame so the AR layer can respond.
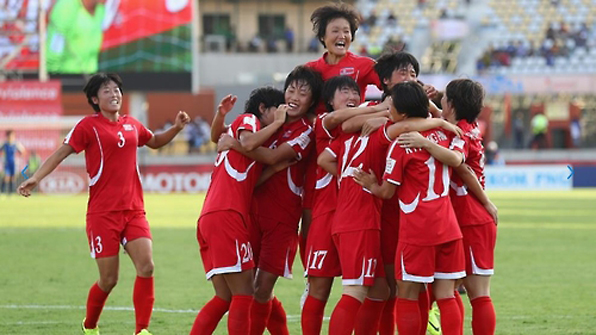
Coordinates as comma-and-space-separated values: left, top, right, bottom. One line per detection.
83, 73, 123, 113
244, 87, 285, 120
390, 81, 429, 118
6, 130, 14, 137
310, 3, 359, 48
322, 75, 360, 112
374, 52, 420, 93
445, 79, 484, 123
284, 65, 324, 115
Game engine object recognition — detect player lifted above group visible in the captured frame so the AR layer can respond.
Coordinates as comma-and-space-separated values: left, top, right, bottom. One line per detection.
194, 4, 498, 335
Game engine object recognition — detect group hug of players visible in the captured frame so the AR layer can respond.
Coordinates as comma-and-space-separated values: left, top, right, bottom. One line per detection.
195, 4, 498, 335
16, 3, 497, 335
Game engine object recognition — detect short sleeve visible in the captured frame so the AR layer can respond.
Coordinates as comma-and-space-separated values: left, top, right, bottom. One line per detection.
316, 113, 339, 140
449, 135, 467, 162
63, 119, 89, 153
326, 137, 341, 158
136, 123, 154, 147
286, 127, 314, 161
235, 114, 260, 138
383, 141, 406, 186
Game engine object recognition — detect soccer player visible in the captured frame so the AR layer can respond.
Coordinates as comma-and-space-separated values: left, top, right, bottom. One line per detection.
215, 65, 324, 335
353, 81, 467, 335
317, 81, 461, 335
1, 130, 25, 195
399, 79, 498, 335
17, 73, 190, 335
191, 87, 287, 335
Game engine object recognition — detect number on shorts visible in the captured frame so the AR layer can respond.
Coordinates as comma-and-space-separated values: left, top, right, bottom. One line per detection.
94, 236, 103, 254
117, 131, 126, 148
240, 242, 253, 263
309, 250, 328, 270
364, 257, 377, 278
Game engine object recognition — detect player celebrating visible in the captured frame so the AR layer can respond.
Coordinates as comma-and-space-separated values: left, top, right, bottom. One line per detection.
1, 130, 25, 195
399, 79, 498, 335
191, 88, 287, 335
354, 81, 467, 335
17, 73, 190, 335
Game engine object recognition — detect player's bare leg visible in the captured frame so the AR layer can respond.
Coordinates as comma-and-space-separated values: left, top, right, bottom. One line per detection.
83, 256, 119, 331
464, 275, 495, 335
433, 279, 463, 335
301, 276, 333, 334
125, 238, 155, 334
251, 269, 289, 335
379, 264, 397, 335
355, 277, 388, 335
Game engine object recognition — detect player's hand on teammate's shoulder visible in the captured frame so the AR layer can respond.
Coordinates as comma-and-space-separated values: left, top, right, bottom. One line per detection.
175, 111, 191, 129
440, 120, 464, 137
353, 168, 378, 190
362, 117, 388, 136
378, 96, 393, 111
423, 84, 438, 100
274, 104, 289, 124
217, 134, 236, 152
397, 131, 427, 149
218, 94, 238, 116
17, 178, 38, 198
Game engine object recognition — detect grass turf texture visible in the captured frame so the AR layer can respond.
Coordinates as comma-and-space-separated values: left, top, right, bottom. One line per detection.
0, 190, 595, 334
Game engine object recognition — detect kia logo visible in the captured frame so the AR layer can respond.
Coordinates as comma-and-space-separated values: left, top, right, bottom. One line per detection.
40, 172, 87, 194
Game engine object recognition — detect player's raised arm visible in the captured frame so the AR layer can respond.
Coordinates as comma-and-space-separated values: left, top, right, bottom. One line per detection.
238, 104, 287, 151
210, 94, 236, 143
397, 131, 464, 167
17, 144, 75, 197
145, 111, 190, 149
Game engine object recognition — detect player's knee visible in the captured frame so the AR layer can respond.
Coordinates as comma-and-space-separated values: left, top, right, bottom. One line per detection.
253, 285, 274, 303
368, 279, 390, 301
309, 279, 333, 301
137, 260, 154, 277
343, 285, 368, 302
99, 275, 119, 292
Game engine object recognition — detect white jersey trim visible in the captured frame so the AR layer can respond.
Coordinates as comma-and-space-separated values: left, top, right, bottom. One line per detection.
205, 240, 243, 280
399, 193, 420, 214
88, 127, 104, 187
287, 167, 303, 197
470, 247, 494, 276
401, 253, 434, 283
450, 181, 468, 196
342, 257, 366, 286
315, 172, 333, 190
434, 271, 466, 280
282, 247, 293, 279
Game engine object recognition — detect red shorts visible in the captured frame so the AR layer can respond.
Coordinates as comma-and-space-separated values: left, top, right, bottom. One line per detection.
86, 210, 151, 259
333, 230, 385, 286
305, 211, 341, 278
197, 211, 255, 280
462, 223, 497, 276
251, 215, 299, 279
381, 217, 399, 265
396, 239, 465, 283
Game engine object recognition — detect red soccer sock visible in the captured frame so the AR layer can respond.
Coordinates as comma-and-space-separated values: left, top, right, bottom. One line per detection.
267, 296, 289, 335
437, 297, 463, 335
396, 298, 421, 335
229, 295, 253, 335
301, 295, 327, 335
418, 290, 430, 335
454, 290, 465, 334
84, 282, 110, 329
250, 299, 272, 335
133, 276, 155, 333
329, 294, 362, 335
190, 296, 230, 335
354, 298, 386, 335
378, 297, 396, 335
471, 296, 496, 335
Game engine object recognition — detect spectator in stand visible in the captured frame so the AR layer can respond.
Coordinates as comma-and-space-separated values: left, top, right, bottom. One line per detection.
308, 36, 320, 52
366, 10, 377, 28
513, 112, 525, 149
570, 117, 582, 148
387, 12, 397, 25
284, 26, 295, 52
530, 111, 549, 149
248, 34, 263, 52
485, 141, 505, 165
514, 40, 529, 58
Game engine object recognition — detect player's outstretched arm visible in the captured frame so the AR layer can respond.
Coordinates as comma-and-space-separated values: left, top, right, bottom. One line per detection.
397, 132, 463, 167
217, 134, 298, 166
386, 118, 462, 141
210, 94, 236, 143
455, 163, 498, 224
353, 168, 396, 199
317, 149, 337, 176
146, 111, 190, 149
18, 144, 75, 197
342, 111, 390, 133
239, 105, 287, 151
324, 98, 392, 131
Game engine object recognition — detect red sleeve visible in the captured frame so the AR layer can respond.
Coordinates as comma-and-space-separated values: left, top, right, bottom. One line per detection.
449, 135, 467, 161
135, 121, 154, 147
316, 113, 340, 140
286, 127, 314, 161
235, 114, 260, 139
383, 141, 406, 186
326, 137, 341, 158
63, 119, 89, 154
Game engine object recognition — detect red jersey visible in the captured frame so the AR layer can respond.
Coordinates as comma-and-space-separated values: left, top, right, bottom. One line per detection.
64, 113, 153, 214
306, 51, 381, 115
450, 120, 494, 226
312, 113, 341, 218
201, 114, 263, 221
330, 125, 393, 234
383, 128, 464, 246
252, 117, 314, 227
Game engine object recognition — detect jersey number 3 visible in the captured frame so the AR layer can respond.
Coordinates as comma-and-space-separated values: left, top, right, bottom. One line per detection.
117, 131, 126, 148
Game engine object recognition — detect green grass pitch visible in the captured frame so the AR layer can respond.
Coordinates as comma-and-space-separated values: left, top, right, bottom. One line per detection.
1, 190, 595, 334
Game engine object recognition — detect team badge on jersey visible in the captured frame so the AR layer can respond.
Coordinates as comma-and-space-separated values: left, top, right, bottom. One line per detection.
123, 124, 133, 131
340, 67, 355, 75
385, 158, 396, 174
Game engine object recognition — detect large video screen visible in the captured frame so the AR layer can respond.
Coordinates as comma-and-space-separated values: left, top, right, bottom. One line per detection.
1, 0, 192, 73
